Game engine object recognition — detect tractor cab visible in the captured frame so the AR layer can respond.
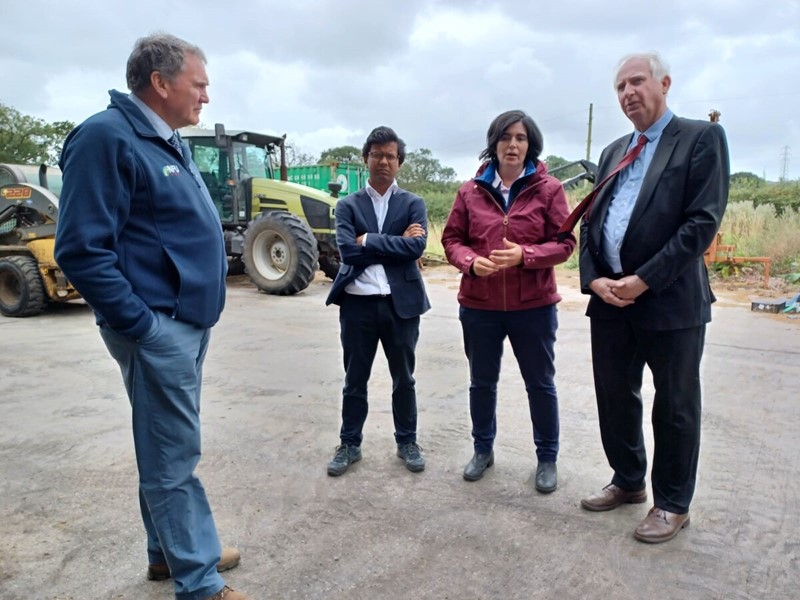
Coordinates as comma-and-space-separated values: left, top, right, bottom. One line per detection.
181, 127, 285, 224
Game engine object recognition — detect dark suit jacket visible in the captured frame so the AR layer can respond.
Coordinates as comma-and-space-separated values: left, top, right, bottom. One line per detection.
579, 116, 730, 330
325, 187, 431, 319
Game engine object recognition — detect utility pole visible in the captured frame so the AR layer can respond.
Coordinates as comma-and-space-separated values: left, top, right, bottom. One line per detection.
585, 103, 593, 161
779, 146, 790, 181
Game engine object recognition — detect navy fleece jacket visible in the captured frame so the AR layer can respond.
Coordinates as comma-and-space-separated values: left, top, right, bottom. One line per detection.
55, 90, 227, 340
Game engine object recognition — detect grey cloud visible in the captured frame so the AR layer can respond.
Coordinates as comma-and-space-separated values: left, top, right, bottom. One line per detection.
1, 0, 798, 180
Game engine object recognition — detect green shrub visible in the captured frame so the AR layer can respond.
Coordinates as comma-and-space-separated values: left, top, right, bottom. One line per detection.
720, 201, 800, 273
420, 186, 459, 223
729, 180, 800, 215
425, 181, 800, 278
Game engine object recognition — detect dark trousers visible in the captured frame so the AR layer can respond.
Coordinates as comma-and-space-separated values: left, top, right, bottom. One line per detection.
590, 318, 705, 514
338, 293, 420, 446
459, 304, 560, 461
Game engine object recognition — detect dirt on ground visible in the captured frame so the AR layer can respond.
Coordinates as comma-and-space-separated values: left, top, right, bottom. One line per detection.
1, 266, 798, 600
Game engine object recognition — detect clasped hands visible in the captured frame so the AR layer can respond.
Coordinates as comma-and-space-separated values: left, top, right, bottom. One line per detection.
589, 275, 649, 307
472, 238, 523, 277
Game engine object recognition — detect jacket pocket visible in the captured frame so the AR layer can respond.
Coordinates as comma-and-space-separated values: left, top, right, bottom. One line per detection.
519, 269, 554, 302
460, 274, 490, 301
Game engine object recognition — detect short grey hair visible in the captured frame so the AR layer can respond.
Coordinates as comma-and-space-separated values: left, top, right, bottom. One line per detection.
614, 52, 670, 85
126, 33, 206, 93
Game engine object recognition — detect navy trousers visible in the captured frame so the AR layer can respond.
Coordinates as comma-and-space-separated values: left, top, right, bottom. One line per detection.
100, 311, 224, 600
459, 304, 560, 461
590, 318, 705, 514
338, 293, 420, 447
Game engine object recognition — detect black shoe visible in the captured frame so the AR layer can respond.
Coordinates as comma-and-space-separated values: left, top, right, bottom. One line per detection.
327, 444, 362, 476
396, 442, 425, 472
535, 461, 557, 493
463, 451, 494, 481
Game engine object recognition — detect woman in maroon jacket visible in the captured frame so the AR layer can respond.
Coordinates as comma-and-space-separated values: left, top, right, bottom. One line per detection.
442, 110, 576, 491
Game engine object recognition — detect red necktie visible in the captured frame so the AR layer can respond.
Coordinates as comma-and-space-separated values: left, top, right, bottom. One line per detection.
557, 133, 648, 241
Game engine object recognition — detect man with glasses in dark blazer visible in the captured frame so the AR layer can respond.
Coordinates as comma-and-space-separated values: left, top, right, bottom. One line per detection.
325, 126, 431, 477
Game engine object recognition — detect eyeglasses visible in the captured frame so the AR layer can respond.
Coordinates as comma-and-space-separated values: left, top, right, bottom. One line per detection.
368, 152, 399, 163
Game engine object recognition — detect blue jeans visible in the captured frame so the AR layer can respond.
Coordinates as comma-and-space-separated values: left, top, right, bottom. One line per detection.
460, 304, 560, 461
100, 312, 224, 600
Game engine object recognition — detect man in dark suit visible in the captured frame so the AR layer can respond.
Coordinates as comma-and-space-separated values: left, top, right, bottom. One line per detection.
325, 126, 431, 476
578, 52, 729, 542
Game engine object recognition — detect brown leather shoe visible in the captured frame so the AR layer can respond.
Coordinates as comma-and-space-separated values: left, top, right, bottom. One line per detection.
203, 585, 251, 600
634, 507, 690, 543
580, 483, 647, 511
147, 546, 241, 581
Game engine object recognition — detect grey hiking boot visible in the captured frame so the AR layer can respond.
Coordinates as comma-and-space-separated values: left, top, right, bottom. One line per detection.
397, 442, 425, 472
327, 444, 362, 476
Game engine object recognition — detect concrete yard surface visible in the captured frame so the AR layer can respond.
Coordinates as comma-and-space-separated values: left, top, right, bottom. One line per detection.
0, 268, 798, 599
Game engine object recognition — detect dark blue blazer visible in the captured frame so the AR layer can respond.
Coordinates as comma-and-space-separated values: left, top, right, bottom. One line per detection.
326, 187, 431, 319
579, 116, 730, 330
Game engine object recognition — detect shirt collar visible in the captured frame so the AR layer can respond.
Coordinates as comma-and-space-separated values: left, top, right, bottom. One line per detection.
365, 179, 398, 201
491, 169, 526, 191
636, 107, 674, 145
129, 93, 175, 141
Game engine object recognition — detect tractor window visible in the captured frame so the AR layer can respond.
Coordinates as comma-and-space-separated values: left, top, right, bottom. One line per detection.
233, 142, 272, 179
186, 138, 231, 220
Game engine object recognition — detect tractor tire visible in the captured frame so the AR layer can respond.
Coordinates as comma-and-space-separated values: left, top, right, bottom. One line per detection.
243, 212, 319, 295
319, 254, 340, 280
0, 255, 47, 317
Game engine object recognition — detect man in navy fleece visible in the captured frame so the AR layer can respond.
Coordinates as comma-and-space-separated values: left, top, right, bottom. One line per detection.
55, 33, 248, 600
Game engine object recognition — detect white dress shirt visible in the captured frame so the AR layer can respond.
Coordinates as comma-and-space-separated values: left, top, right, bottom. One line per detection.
344, 180, 398, 295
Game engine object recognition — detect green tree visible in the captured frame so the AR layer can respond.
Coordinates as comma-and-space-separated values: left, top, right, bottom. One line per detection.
0, 102, 75, 164
397, 148, 457, 194
319, 145, 362, 165
730, 171, 764, 186
729, 180, 800, 215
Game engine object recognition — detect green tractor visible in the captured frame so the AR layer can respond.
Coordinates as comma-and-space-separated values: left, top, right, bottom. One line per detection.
181, 124, 341, 295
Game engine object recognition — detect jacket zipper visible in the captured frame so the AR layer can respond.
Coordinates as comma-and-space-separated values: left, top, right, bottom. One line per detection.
477, 183, 512, 311
502, 215, 509, 311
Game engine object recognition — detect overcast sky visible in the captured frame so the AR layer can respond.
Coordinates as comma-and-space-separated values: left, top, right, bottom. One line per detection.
2, 0, 799, 181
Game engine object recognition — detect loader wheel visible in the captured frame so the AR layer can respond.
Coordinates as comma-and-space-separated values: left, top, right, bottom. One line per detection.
0, 256, 47, 317
243, 212, 319, 295
319, 254, 340, 280
227, 256, 246, 276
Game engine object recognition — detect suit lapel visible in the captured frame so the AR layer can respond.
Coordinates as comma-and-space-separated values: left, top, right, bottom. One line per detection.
627, 117, 680, 231
355, 190, 380, 233
381, 189, 403, 234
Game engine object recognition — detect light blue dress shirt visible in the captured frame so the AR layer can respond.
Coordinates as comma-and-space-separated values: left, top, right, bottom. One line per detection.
129, 93, 174, 141
601, 108, 674, 273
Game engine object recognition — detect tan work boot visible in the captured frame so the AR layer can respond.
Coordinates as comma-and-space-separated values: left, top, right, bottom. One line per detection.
147, 546, 241, 580
203, 585, 251, 600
